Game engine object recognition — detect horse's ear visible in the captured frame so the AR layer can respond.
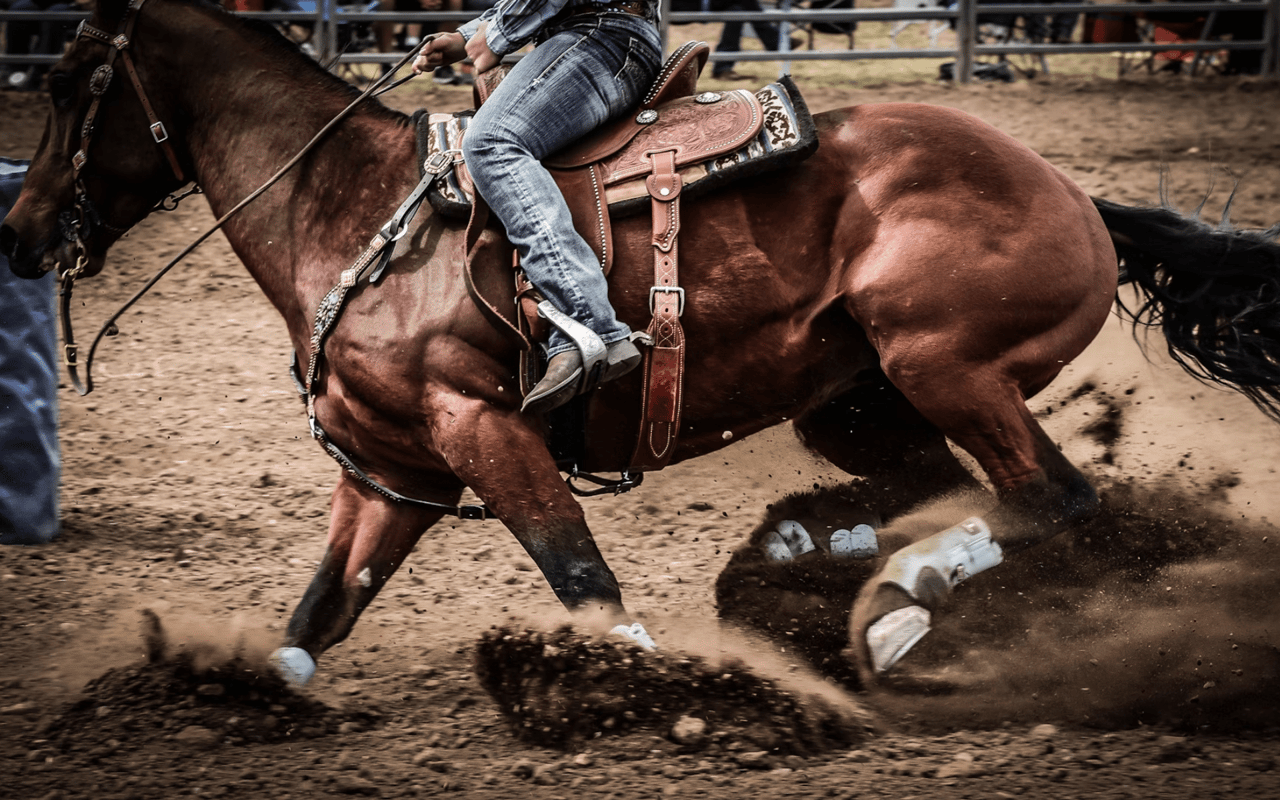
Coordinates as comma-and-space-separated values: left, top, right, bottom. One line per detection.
93, 0, 133, 28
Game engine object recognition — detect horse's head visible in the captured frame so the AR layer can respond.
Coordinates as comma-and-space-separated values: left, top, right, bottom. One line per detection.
0, 0, 191, 280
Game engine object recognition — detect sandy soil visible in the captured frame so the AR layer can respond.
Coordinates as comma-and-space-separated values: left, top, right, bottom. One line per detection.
3, 63, 1280, 800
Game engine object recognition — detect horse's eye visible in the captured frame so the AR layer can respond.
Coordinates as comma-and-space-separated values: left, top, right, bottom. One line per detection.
48, 74, 74, 106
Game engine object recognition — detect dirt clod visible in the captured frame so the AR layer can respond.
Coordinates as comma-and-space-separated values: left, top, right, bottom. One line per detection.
474, 626, 873, 752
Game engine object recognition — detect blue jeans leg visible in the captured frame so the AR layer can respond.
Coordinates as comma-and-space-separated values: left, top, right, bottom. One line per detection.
462, 16, 660, 357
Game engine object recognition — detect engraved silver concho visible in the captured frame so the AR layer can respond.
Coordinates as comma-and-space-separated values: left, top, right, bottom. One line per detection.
635, 109, 659, 124
89, 65, 114, 96
695, 91, 723, 104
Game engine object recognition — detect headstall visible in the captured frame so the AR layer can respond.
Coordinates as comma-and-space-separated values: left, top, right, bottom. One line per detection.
57, 0, 189, 394
64, 0, 184, 274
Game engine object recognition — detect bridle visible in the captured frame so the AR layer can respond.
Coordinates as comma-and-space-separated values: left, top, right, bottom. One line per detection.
67, 0, 185, 257
57, 0, 188, 393
51, 0, 425, 395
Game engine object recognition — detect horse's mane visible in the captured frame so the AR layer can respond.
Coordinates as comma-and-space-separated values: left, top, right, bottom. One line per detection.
167, 0, 411, 128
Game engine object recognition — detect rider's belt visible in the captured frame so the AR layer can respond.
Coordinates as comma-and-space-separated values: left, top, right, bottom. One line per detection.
561, 0, 647, 19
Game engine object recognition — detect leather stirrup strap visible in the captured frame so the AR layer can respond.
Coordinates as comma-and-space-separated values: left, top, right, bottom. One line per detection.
463, 193, 530, 351
630, 149, 686, 471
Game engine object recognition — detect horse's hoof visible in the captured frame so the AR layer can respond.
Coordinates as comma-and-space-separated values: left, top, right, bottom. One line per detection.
269, 646, 316, 688
847, 582, 920, 684
865, 604, 932, 674
831, 524, 878, 559
610, 621, 657, 651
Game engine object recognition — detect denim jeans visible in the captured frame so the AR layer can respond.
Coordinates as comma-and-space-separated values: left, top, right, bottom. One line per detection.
462, 13, 662, 357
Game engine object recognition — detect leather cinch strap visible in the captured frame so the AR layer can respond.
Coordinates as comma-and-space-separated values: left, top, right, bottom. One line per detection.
630, 149, 686, 471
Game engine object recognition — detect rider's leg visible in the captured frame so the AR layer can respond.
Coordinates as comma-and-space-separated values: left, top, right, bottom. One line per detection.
460, 16, 661, 413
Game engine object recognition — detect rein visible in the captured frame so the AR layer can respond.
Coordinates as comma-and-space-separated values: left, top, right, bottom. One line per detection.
58, 0, 424, 395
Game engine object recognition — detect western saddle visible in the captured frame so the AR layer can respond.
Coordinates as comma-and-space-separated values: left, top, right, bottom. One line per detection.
420, 41, 812, 472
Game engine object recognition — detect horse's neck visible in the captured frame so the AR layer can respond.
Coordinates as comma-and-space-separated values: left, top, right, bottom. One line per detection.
163, 11, 416, 334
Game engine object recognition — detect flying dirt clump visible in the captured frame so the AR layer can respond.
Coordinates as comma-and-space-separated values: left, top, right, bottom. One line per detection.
474, 626, 875, 753
40, 611, 379, 755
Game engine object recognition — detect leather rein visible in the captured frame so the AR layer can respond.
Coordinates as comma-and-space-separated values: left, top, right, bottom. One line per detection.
57, 0, 422, 395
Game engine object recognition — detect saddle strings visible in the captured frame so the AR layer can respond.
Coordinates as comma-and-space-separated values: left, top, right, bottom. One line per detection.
67, 40, 427, 395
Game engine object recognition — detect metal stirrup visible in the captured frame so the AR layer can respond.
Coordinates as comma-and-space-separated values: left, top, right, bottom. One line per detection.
536, 300, 608, 390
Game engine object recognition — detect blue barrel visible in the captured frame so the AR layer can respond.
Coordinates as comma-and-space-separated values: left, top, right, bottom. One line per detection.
0, 158, 61, 545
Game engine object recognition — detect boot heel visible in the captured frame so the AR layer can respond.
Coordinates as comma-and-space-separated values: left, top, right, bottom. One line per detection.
603, 338, 642, 383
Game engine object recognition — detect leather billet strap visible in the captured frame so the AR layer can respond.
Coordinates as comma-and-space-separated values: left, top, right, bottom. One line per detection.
630, 149, 686, 471
74, 0, 185, 184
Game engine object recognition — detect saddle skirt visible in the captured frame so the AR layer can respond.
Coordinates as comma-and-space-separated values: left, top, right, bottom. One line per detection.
415, 76, 816, 273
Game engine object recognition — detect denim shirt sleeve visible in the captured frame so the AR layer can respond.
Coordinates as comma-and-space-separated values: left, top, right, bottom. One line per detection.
457, 0, 573, 59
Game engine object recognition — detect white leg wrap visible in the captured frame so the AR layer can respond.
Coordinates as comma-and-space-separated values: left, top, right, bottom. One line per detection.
610, 622, 657, 651
879, 517, 1003, 603
830, 524, 879, 559
269, 646, 317, 688
866, 605, 932, 674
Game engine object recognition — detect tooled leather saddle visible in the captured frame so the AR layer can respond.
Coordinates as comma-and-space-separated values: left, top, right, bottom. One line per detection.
414, 41, 817, 472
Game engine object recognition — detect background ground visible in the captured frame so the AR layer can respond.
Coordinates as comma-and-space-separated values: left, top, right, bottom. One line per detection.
3, 32, 1280, 800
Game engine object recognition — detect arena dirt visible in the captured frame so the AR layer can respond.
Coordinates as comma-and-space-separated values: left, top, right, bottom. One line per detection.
3, 64, 1280, 800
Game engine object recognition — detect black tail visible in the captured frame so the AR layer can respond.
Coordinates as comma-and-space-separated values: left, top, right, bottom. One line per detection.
1092, 196, 1280, 422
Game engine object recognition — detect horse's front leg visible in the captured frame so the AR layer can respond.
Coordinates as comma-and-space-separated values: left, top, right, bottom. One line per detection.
271, 472, 450, 686
436, 399, 651, 646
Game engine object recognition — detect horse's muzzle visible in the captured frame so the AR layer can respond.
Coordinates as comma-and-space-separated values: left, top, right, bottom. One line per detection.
0, 221, 94, 279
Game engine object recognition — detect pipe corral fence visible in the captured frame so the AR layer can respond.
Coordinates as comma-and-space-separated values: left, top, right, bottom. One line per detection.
1, 0, 1277, 82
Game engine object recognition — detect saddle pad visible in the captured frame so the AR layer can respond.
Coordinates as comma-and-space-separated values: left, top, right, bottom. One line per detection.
416, 76, 817, 222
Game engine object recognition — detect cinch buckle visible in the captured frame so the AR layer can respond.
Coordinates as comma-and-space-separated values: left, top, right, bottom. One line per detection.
649, 286, 685, 316
64, 343, 78, 367
150, 121, 169, 144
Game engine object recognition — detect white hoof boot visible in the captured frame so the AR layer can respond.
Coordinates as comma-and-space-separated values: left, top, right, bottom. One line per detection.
610, 622, 657, 651
881, 517, 1003, 603
866, 605, 932, 674
761, 531, 794, 561
762, 519, 817, 562
831, 524, 879, 559
776, 520, 817, 556
270, 646, 316, 688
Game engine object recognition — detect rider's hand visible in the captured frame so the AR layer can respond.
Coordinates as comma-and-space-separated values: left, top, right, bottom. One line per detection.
465, 21, 500, 74
412, 32, 467, 74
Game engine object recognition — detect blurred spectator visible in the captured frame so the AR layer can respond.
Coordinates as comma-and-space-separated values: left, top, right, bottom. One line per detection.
372, 0, 496, 84
672, 0, 801, 81
1143, 0, 1267, 74
976, 0, 1077, 44
3, 0, 79, 91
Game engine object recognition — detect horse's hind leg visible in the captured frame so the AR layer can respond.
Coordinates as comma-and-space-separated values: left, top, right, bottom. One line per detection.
271, 473, 449, 686
793, 378, 986, 520
846, 368, 1100, 683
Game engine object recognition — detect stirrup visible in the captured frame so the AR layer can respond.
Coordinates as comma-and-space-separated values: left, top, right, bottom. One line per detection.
536, 300, 607, 391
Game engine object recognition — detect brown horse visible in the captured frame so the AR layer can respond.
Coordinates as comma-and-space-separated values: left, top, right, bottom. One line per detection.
4, 0, 1279, 687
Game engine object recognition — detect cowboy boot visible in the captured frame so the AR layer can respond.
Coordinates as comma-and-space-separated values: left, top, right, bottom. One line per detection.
521, 338, 642, 415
